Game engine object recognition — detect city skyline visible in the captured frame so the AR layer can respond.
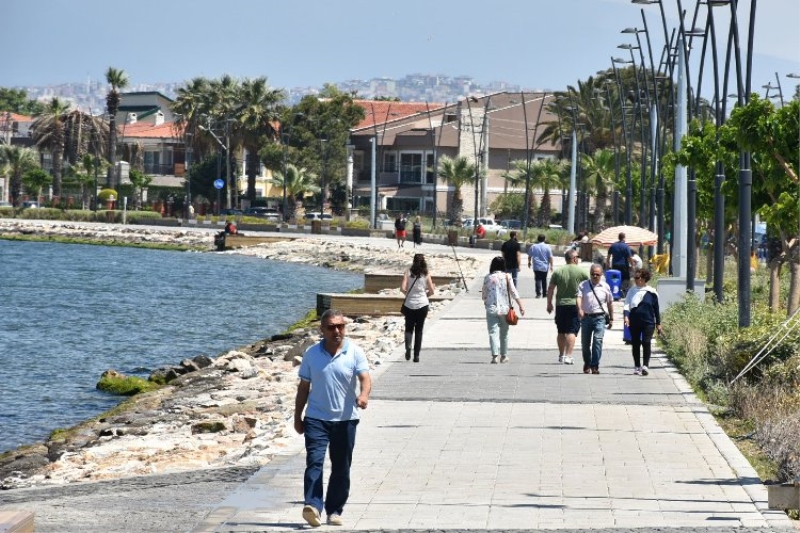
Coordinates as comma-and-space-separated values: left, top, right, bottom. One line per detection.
2, 0, 798, 98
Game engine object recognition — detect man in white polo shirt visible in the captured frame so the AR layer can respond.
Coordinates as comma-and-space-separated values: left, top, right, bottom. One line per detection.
294, 309, 372, 527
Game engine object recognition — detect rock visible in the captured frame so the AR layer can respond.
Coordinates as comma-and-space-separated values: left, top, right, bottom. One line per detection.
192, 355, 214, 368
180, 359, 201, 373
292, 356, 303, 367
191, 421, 227, 434
286, 337, 317, 361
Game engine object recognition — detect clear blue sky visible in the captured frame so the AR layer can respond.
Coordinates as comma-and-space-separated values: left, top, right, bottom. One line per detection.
2, 0, 798, 97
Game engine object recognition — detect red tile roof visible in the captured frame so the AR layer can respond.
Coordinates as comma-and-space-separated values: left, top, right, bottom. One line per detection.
353, 100, 443, 130
121, 121, 183, 139
0, 112, 32, 123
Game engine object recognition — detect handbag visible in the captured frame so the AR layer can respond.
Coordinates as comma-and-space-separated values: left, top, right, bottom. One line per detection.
589, 282, 611, 326
401, 275, 419, 315
504, 275, 519, 326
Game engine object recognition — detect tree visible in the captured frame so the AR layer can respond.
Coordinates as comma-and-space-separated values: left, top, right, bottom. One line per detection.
725, 96, 800, 315
0, 87, 44, 115
105, 67, 129, 189
269, 164, 319, 221
129, 168, 153, 210
530, 159, 568, 228
581, 149, 616, 229
437, 155, 477, 225
236, 77, 285, 202
21, 167, 52, 198
0, 146, 38, 205
30, 97, 70, 197
63, 154, 104, 209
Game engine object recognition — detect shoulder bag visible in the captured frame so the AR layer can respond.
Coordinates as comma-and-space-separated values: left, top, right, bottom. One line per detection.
400, 275, 419, 315
505, 275, 519, 326
589, 282, 611, 326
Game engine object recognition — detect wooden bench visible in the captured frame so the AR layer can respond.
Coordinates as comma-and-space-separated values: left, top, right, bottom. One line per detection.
220, 234, 294, 250
317, 293, 452, 317
363, 274, 460, 293
0, 510, 34, 533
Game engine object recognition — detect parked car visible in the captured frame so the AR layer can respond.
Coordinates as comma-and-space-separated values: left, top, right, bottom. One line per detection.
221, 208, 243, 216
304, 213, 333, 221
464, 217, 501, 231
244, 207, 281, 221
21, 201, 39, 209
496, 219, 522, 237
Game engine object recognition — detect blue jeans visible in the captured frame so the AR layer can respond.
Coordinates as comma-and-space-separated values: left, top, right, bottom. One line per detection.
580, 314, 606, 368
505, 267, 519, 288
486, 311, 509, 357
303, 418, 359, 516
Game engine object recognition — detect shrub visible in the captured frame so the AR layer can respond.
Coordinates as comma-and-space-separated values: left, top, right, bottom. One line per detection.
97, 189, 118, 203
345, 219, 370, 229
96, 374, 160, 396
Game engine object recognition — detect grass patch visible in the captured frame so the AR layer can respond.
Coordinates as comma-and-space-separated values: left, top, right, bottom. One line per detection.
285, 309, 318, 333
714, 412, 779, 482
96, 374, 161, 396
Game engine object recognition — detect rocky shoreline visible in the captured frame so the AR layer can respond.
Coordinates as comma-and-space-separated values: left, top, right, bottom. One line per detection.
0, 220, 482, 490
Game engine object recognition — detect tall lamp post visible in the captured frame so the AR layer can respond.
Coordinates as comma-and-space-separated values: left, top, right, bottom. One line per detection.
611, 61, 634, 225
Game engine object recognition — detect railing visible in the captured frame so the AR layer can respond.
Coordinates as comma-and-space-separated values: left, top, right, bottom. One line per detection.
144, 163, 179, 176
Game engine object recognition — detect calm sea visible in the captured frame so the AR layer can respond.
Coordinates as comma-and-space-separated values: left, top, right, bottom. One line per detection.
0, 240, 361, 453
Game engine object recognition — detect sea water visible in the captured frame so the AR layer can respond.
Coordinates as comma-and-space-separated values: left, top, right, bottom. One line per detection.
0, 240, 360, 453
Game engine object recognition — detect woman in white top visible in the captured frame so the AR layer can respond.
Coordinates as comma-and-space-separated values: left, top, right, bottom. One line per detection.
482, 256, 525, 364
401, 254, 436, 362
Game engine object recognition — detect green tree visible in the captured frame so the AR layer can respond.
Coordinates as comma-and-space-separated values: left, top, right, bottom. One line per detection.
129, 168, 153, 210
22, 167, 52, 198
30, 97, 70, 197
236, 77, 285, 202
0, 146, 38, 205
64, 154, 105, 209
105, 67, 130, 189
530, 159, 568, 228
0, 87, 44, 115
581, 149, 616, 229
269, 164, 319, 220
437, 155, 477, 225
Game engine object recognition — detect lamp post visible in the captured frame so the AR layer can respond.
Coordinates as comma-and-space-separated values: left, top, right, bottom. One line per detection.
611, 60, 634, 225
319, 137, 328, 219
185, 131, 193, 220
521, 92, 551, 238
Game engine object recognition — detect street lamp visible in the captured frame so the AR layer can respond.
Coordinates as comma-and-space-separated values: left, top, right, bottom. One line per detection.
611, 59, 635, 225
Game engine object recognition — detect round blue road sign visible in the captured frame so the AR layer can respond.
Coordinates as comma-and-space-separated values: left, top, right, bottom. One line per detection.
213, 179, 224, 190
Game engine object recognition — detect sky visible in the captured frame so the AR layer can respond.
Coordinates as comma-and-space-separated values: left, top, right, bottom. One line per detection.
2, 0, 799, 98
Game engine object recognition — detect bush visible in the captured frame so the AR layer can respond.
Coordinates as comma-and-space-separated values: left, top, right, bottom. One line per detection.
345, 219, 370, 229
97, 189, 118, 203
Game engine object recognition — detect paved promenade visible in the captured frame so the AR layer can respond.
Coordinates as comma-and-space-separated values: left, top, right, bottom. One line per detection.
195, 258, 793, 532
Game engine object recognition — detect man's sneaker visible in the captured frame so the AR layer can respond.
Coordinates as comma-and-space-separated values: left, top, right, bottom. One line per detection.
500, 355, 509, 363
327, 514, 343, 526
491, 355, 498, 364
558, 355, 564, 363
302, 505, 321, 527
563, 356, 574, 365
641, 366, 649, 376
633, 367, 642, 375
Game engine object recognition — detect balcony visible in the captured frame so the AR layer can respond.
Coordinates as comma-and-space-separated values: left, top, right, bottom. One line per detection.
145, 163, 181, 176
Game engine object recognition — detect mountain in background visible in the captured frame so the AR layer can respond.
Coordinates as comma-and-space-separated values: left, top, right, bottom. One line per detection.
11, 73, 532, 114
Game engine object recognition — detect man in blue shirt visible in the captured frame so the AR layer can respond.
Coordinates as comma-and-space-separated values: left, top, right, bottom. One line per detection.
295, 309, 372, 527
527, 234, 553, 298
606, 232, 635, 295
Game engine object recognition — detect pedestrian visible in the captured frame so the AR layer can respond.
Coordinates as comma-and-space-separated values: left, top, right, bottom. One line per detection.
623, 269, 663, 376
482, 256, 525, 364
412, 216, 423, 248
606, 232, 635, 295
294, 309, 372, 527
394, 214, 407, 248
401, 253, 435, 362
546, 249, 589, 366
500, 230, 522, 287
527, 234, 553, 298
576, 264, 614, 374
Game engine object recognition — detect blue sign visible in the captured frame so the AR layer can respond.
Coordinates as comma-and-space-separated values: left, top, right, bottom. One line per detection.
213, 179, 224, 190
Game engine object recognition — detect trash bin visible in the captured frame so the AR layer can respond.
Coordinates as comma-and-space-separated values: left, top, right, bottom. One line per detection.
447, 230, 458, 246
311, 220, 322, 234
605, 269, 622, 301
580, 242, 593, 262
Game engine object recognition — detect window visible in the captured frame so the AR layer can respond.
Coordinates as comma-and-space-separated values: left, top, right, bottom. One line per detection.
386, 197, 421, 213
353, 151, 364, 171
426, 153, 435, 184
383, 152, 396, 173
400, 153, 423, 183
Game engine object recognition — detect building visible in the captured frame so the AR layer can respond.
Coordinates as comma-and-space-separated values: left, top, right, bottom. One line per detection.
348, 92, 562, 219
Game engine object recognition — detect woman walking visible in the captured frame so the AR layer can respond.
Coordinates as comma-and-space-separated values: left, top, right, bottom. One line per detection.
482, 256, 525, 364
623, 269, 663, 376
412, 216, 422, 248
401, 254, 435, 362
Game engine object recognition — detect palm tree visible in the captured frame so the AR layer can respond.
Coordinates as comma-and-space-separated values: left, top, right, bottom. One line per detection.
63, 154, 104, 209
437, 155, 477, 225
105, 67, 129, 189
581, 149, 616, 230
0, 146, 38, 206
530, 159, 568, 228
30, 97, 70, 198
237, 77, 286, 202
269, 164, 319, 221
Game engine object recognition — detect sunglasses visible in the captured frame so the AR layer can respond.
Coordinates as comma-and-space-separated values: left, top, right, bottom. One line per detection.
324, 323, 346, 331
591, 273, 602, 277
